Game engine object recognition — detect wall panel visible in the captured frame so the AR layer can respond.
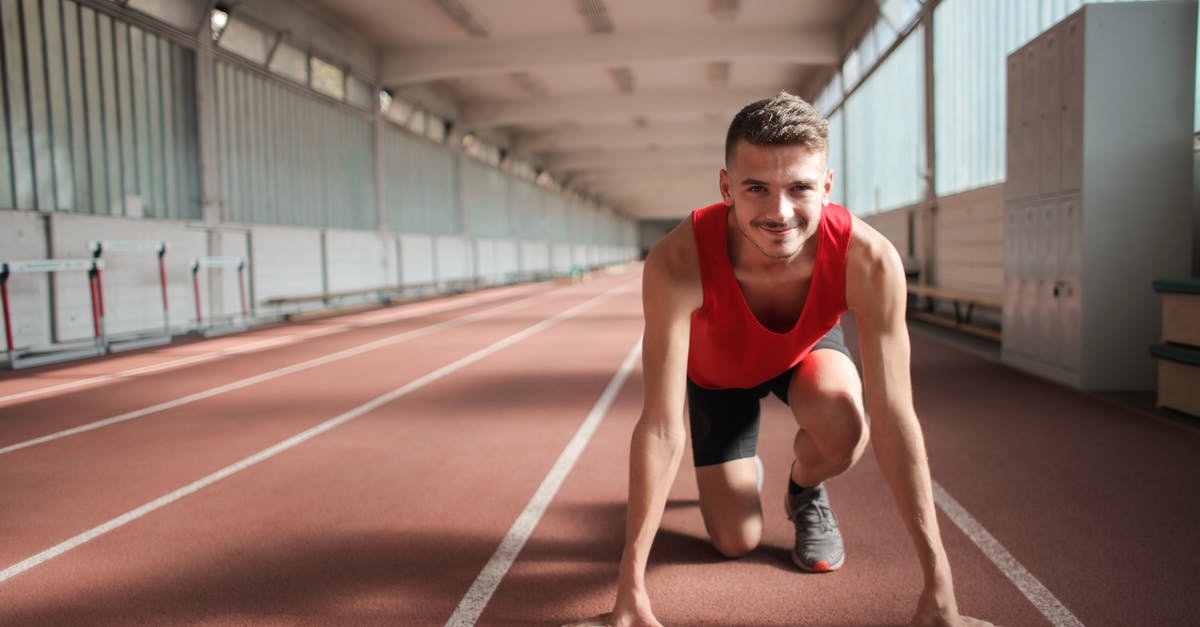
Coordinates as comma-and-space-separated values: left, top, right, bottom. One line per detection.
325, 230, 392, 292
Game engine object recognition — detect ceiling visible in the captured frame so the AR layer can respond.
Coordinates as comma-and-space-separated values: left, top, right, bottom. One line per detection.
300, 0, 875, 221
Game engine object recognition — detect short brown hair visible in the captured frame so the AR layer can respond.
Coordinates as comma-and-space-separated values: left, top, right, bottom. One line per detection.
724, 91, 828, 165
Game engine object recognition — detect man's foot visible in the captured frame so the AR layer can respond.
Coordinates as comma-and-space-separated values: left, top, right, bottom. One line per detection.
784, 483, 844, 573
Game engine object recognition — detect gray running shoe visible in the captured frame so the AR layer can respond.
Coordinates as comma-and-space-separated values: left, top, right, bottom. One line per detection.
784, 484, 845, 573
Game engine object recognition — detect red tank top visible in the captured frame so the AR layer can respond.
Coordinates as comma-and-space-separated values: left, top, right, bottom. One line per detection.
687, 201, 853, 389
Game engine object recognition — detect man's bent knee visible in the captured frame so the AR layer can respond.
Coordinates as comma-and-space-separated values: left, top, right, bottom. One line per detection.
709, 525, 761, 558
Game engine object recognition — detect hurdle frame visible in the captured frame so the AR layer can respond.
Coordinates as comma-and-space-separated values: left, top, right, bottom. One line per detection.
190, 256, 249, 336
1, 258, 108, 369
89, 240, 173, 353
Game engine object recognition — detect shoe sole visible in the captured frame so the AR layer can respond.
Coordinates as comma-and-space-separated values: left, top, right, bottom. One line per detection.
784, 492, 845, 573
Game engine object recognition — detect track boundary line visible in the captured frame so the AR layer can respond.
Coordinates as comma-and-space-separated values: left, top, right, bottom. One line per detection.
445, 337, 642, 627
932, 480, 1085, 627
0, 279, 638, 584
0, 284, 543, 406
0, 282, 575, 456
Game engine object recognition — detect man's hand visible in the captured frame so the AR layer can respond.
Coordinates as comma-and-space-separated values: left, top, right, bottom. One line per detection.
907, 584, 996, 627
563, 607, 663, 627
563, 589, 663, 627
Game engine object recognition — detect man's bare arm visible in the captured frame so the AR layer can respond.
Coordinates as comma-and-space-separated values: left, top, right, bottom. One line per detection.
847, 225, 985, 626
601, 230, 701, 626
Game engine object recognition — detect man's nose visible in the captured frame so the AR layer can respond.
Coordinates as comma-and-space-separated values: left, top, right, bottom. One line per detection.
768, 193, 796, 220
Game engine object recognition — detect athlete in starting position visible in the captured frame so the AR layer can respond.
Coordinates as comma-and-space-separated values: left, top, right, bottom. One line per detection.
573, 92, 992, 627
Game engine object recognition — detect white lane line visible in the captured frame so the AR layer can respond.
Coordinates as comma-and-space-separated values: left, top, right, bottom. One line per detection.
446, 338, 643, 627
0, 280, 637, 585
0, 284, 572, 456
0, 284, 543, 406
932, 480, 1085, 627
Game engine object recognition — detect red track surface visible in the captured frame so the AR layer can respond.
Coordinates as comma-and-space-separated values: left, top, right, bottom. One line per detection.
1, 266, 1198, 626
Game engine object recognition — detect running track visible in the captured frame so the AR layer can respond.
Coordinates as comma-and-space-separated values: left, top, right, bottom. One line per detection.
1, 266, 1198, 626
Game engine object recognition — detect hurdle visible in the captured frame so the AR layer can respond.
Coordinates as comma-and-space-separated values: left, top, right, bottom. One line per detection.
90, 240, 172, 353
191, 256, 249, 334
1, 258, 107, 369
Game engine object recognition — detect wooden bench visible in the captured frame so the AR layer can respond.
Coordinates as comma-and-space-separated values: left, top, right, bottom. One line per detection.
906, 283, 1003, 342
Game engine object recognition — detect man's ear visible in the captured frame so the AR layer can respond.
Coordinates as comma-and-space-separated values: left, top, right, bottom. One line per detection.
719, 169, 733, 206
822, 168, 834, 206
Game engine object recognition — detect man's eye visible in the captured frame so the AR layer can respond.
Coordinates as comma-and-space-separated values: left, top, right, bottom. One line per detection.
747, 186, 766, 192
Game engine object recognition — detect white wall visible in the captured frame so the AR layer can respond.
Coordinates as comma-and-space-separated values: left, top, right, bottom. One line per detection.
934, 185, 1005, 296
520, 241, 551, 277
399, 234, 435, 285
435, 235, 473, 284
250, 226, 323, 305
0, 210, 51, 350
325, 230, 395, 293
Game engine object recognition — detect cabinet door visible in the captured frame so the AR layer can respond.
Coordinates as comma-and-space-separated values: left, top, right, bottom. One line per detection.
1035, 203, 1060, 365
1059, 14, 1084, 192
1002, 206, 1022, 355
1039, 29, 1063, 195
1055, 197, 1082, 373
1021, 47, 1041, 199
1017, 204, 1040, 358
1006, 55, 1025, 199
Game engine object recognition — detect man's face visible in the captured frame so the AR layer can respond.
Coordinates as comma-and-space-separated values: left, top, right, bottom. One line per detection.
719, 141, 833, 261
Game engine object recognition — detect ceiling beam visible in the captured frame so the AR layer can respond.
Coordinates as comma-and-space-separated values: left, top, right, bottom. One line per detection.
512, 123, 729, 153
463, 87, 771, 129
566, 162, 715, 182
547, 146, 724, 172
380, 27, 840, 85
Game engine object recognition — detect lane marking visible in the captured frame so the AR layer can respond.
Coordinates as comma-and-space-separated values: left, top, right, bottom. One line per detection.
933, 480, 1085, 627
0, 283, 580, 456
446, 338, 643, 627
0, 284, 543, 406
0, 279, 638, 584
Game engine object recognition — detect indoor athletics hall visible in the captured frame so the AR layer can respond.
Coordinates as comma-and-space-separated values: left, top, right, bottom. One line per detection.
1, 1, 1198, 625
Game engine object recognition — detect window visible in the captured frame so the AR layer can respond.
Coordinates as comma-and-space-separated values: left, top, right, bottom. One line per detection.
310, 56, 344, 100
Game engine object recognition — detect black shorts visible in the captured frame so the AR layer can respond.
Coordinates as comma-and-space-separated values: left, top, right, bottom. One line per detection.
686, 324, 851, 467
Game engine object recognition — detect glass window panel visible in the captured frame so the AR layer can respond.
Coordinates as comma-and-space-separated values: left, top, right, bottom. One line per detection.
880, 0, 922, 32
99, 13, 124, 215
217, 16, 271, 64
427, 114, 446, 142
842, 48, 861, 90
268, 40, 306, 83
20, 0, 55, 210
827, 109, 844, 206
115, 21, 138, 212
310, 55, 344, 99
874, 18, 897, 55
62, 1, 91, 212
43, 0, 74, 210
126, 0, 205, 32
844, 25, 924, 215
81, 7, 109, 213
347, 75, 372, 110
145, 35, 167, 216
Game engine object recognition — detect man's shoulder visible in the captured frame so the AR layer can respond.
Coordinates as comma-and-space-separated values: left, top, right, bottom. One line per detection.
845, 216, 905, 307
846, 216, 900, 269
646, 218, 700, 277
644, 218, 703, 308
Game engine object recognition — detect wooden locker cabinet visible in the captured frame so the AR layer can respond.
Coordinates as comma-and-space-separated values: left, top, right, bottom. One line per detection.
1002, 2, 1194, 390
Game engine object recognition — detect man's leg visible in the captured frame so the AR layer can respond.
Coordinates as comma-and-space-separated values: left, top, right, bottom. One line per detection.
782, 345, 868, 572
696, 456, 763, 558
687, 380, 765, 558
787, 348, 868, 488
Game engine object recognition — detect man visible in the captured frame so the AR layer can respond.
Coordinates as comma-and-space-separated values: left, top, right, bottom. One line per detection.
573, 92, 991, 627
